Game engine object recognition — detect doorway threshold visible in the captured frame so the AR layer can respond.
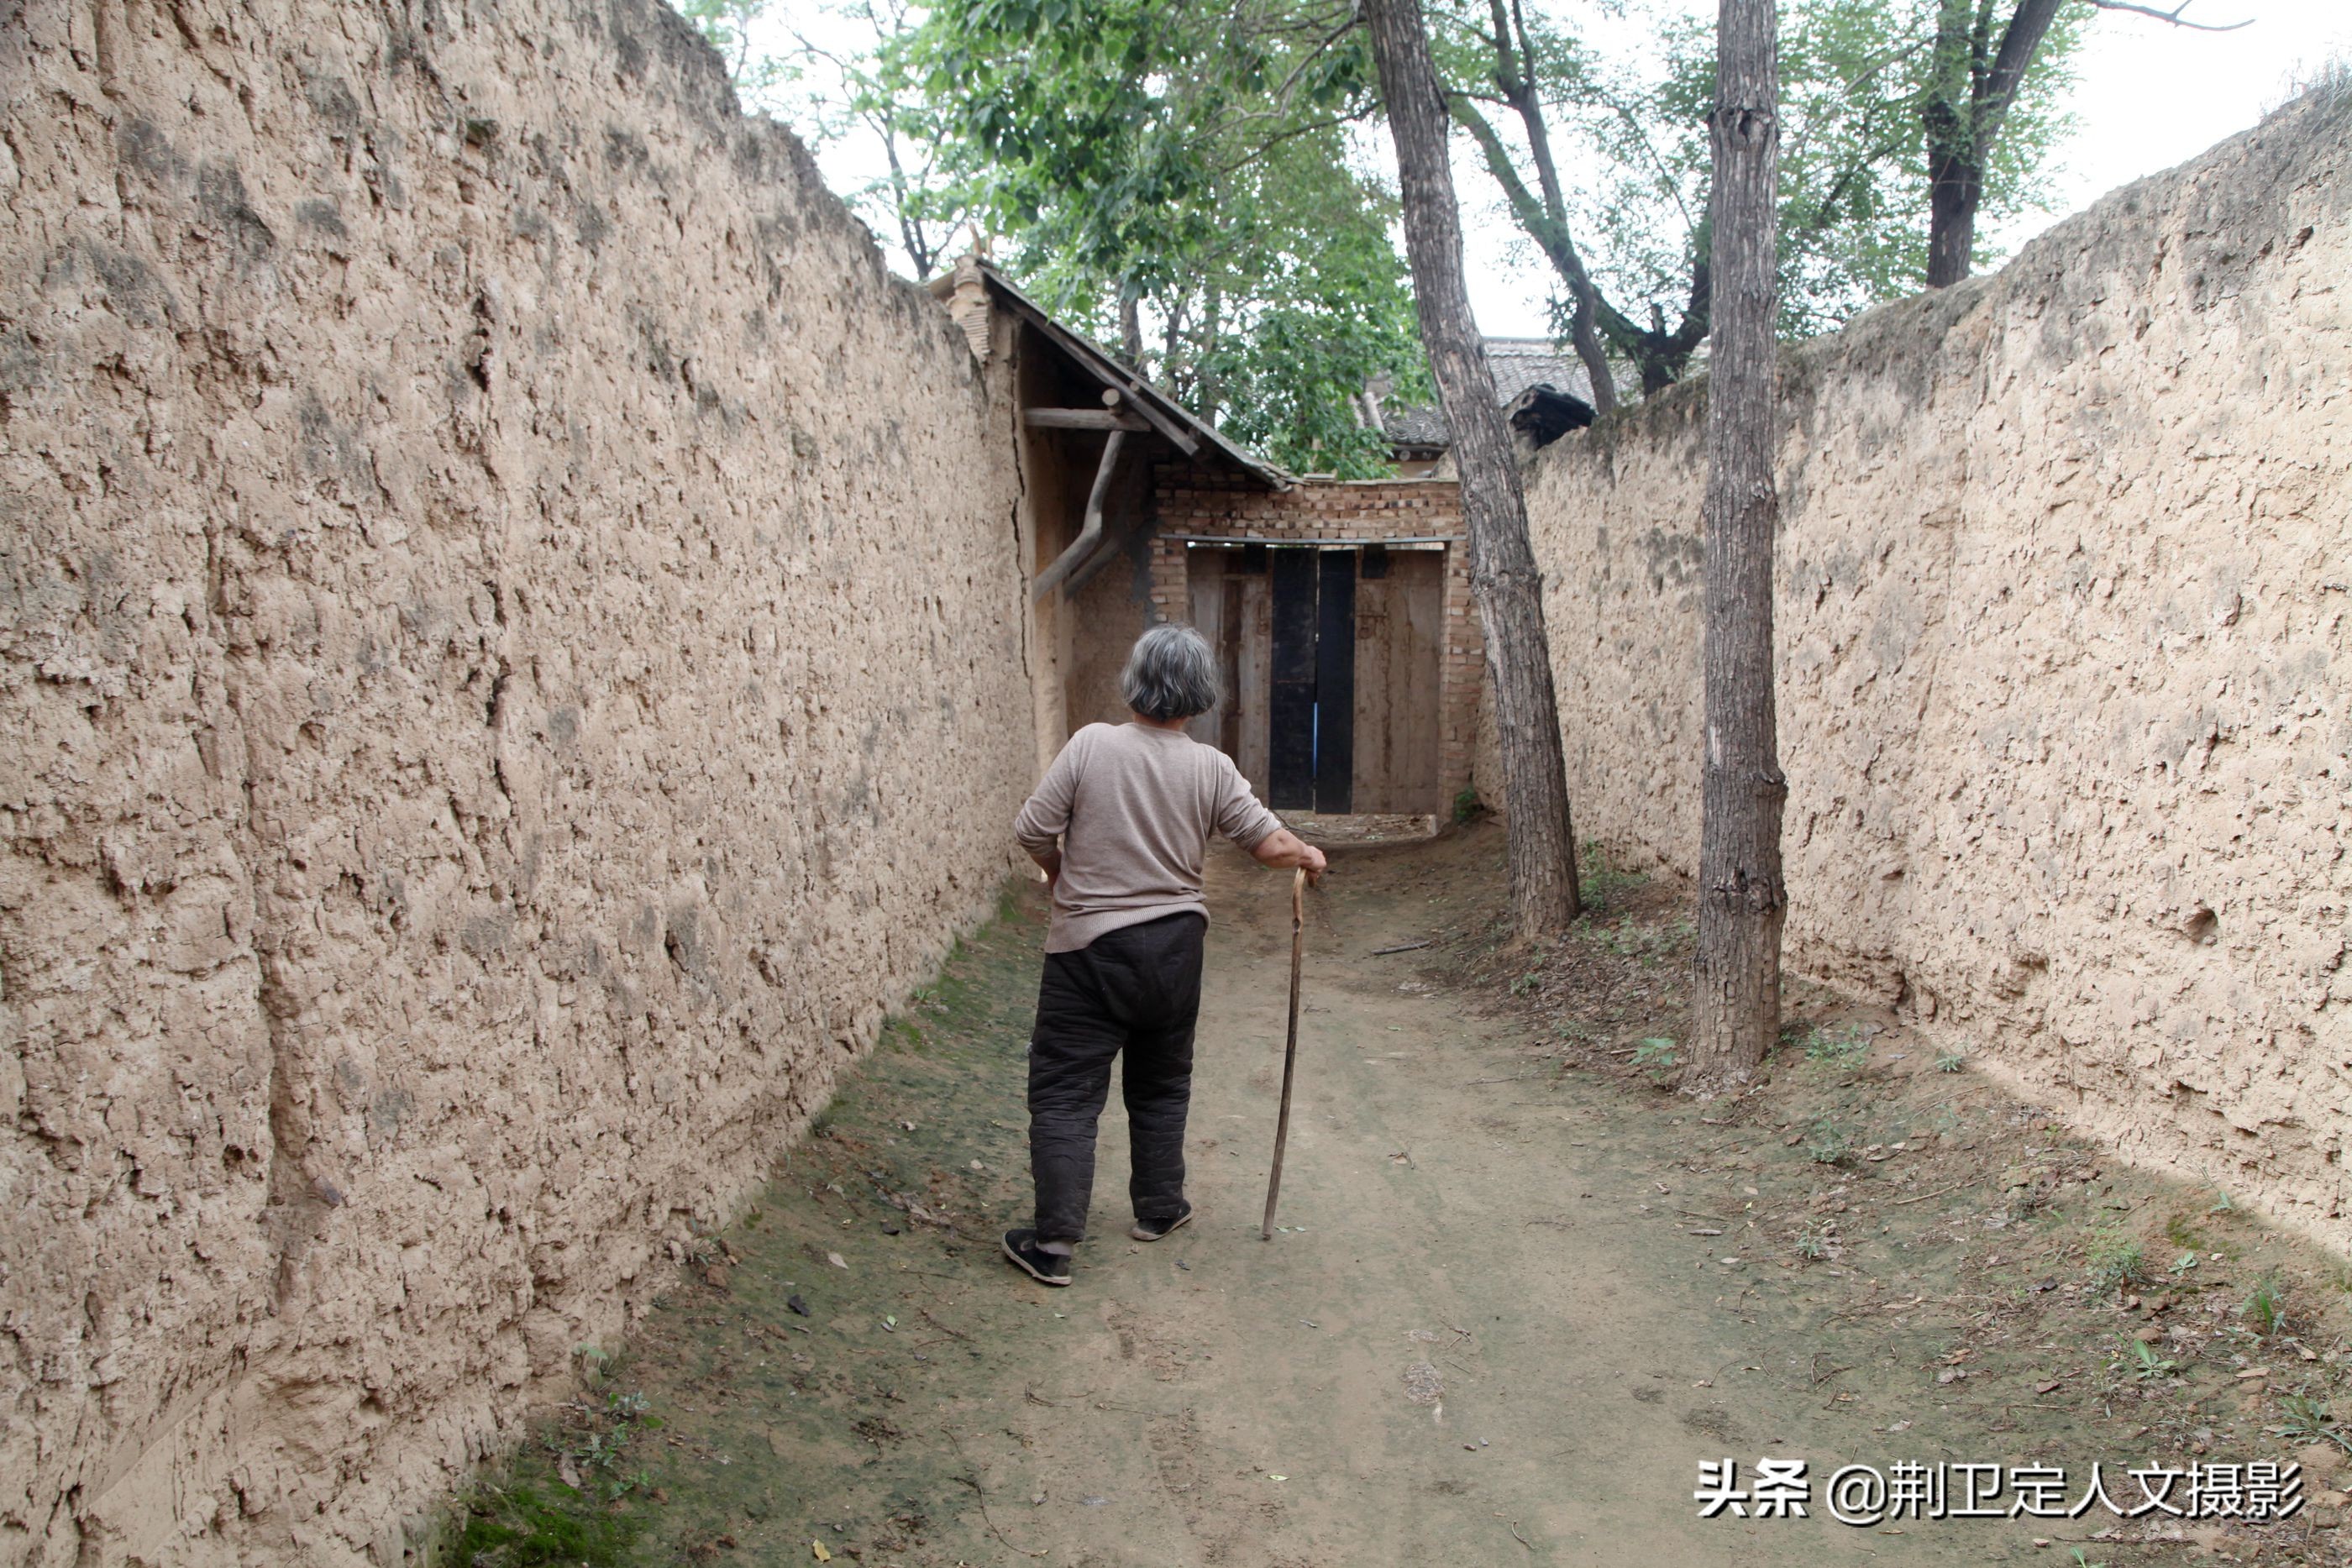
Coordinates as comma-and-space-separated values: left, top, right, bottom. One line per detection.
1285, 811, 1441, 847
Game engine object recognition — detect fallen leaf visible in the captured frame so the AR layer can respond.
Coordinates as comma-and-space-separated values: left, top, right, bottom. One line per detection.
812, 1541, 832, 1562
827, 1252, 848, 1270
1267, 1474, 1288, 1482
788, 1295, 811, 1316
557, 1453, 581, 1490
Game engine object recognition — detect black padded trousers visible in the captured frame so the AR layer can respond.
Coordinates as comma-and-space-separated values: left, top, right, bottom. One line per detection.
1026, 911, 1207, 1245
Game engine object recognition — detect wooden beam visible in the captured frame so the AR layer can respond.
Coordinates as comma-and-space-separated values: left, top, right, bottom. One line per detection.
1022, 407, 1152, 432
1031, 427, 1127, 601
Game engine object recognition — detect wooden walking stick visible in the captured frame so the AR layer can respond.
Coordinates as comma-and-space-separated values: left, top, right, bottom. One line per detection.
1260, 867, 1309, 1241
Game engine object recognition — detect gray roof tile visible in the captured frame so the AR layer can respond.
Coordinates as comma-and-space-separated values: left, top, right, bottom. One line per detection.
1382, 337, 1597, 448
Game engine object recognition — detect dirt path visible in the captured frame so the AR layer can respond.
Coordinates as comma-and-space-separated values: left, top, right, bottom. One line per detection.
464, 828, 2345, 1566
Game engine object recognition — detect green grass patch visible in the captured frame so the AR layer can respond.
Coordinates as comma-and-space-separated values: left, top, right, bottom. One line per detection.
1800, 1023, 1870, 1067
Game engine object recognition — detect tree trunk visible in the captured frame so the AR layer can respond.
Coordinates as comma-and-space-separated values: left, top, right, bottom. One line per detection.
1685, 0, 1787, 1092
1924, 149, 1979, 287
1363, 0, 1581, 936
1117, 285, 1145, 367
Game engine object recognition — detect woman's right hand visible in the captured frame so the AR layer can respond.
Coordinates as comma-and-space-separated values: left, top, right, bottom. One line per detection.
1251, 829, 1326, 882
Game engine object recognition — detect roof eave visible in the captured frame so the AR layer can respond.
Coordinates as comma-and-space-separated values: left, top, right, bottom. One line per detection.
967, 262, 1294, 489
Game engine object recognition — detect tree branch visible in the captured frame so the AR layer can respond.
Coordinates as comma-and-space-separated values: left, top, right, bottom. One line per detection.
2085, 0, 2251, 28
1445, 93, 1620, 412
1969, 0, 2065, 157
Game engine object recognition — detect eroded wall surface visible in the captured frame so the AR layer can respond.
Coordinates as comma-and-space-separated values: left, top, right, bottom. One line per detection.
0, 0, 1027, 1560
1517, 92, 2349, 1245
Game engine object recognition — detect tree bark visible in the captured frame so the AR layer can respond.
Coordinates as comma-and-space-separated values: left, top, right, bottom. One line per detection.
1922, 0, 2063, 288
1117, 284, 1146, 367
1924, 148, 1980, 288
1363, 0, 1581, 936
1685, 0, 1787, 1092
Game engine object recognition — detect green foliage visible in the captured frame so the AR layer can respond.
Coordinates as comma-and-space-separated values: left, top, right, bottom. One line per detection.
1428, 0, 2086, 363
1801, 1023, 1870, 1066
2243, 1272, 2289, 1336
1574, 842, 1646, 914
1933, 1047, 1965, 1073
679, 0, 794, 101
676, 0, 2093, 435
1807, 1119, 1860, 1167
449, 1387, 660, 1566
896, 0, 1426, 474
2085, 1227, 2150, 1293
1580, 914, 1692, 963
451, 1484, 645, 1567
1452, 788, 1484, 825
2272, 1394, 2352, 1455
1630, 1037, 1679, 1086
2114, 1336, 2179, 1382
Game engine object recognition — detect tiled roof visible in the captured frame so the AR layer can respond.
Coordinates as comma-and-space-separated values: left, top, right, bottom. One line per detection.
1382, 338, 1597, 448
1483, 338, 1597, 406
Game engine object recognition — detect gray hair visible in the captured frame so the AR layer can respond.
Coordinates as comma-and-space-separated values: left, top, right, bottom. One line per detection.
1121, 623, 1220, 721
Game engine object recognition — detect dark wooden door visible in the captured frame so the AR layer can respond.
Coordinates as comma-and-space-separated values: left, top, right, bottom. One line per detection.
1264, 548, 1356, 813
1314, 549, 1356, 813
1267, 549, 1320, 810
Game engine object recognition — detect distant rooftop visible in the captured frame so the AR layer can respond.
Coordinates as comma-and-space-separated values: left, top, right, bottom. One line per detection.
1381, 338, 1599, 450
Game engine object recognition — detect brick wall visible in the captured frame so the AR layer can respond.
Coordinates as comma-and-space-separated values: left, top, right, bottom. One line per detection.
1149, 464, 1479, 810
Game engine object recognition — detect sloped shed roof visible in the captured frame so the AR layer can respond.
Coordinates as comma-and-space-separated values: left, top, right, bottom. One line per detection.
932, 259, 1291, 487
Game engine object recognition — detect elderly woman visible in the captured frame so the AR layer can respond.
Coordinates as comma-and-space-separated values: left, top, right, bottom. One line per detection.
1005, 624, 1326, 1286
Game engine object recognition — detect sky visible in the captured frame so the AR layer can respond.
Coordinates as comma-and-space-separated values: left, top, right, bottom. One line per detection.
748, 0, 2352, 339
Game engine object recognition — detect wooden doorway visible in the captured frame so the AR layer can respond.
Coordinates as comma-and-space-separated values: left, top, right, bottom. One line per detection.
1186, 543, 1443, 815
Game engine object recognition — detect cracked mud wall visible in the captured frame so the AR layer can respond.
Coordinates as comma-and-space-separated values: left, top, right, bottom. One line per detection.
0, 0, 1029, 1560
1515, 90, 2349, 1250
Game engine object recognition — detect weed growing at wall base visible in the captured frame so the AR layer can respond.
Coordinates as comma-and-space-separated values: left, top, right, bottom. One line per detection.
448, 1482, 645, 1567
438, 1362, 665, 1564
1801, 1023, 1870, 1066
1631, 1036, 1679, 1087
2085, 1227, 2150, 1293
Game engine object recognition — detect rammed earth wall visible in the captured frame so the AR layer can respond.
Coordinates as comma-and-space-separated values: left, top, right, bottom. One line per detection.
1510, 89, 2350, 1249
0, 1, 1029, 1560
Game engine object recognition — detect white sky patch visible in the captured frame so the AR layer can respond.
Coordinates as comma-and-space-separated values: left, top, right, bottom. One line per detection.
733, 0, 2349, 339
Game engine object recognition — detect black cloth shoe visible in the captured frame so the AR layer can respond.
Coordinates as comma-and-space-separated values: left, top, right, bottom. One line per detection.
1129, 1203, 1194, 1243
1001, 1229, 1074, 1286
